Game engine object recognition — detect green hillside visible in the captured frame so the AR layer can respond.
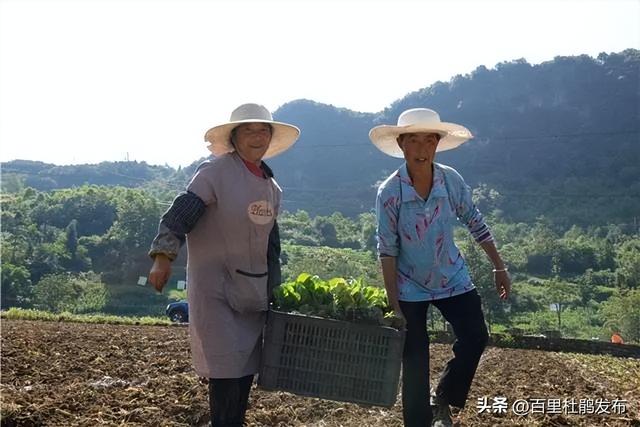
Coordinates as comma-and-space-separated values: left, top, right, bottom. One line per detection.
3, 49, 638, 227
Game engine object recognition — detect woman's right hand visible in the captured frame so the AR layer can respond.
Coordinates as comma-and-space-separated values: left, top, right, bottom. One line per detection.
149, 254, 172, 293
392, 307, 407, 329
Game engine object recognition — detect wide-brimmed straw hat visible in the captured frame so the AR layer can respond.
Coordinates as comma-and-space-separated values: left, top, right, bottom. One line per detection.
369, 108, 473, 158
204, 103, 300, 159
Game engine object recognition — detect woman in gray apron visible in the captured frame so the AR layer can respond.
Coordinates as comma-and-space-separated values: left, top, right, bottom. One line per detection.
148, 103, 299, 427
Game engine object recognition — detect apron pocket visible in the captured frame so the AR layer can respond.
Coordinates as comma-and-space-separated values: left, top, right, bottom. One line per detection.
225, 268, 269, 313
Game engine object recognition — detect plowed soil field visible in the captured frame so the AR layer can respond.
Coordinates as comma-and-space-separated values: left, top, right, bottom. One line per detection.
2, 320, 639, 426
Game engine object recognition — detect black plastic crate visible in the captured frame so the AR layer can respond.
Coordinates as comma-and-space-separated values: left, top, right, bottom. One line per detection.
259, 310, 405, 407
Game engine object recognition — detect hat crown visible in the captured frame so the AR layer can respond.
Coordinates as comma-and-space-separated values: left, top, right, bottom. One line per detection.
397, 108, 441, 127
229, 103, 273, 122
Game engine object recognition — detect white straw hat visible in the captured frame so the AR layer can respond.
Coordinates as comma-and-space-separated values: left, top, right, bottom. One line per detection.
204, 103, 300, 159
369, 108, 473, 158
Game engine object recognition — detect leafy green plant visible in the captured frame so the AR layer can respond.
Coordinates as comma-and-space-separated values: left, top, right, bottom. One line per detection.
0, 307, 171, 326
272, 273, 392, 326
493, 333, 516, 348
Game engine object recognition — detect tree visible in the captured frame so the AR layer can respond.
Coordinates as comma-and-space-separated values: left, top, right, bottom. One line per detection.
600, 289, 640, 343
73, 276, 109, 314
557, 229, 598, 275
30, 186, 118, 236
1, 263, 32, 308
281, 244, 381, 285
279, 210, 321, 246
358, 212, 377, 254
1, 173, 25, 193
32, 273, 108, 313
577, 268, 616, 304
314, 217, 339, 247
65, 219, 79, 257
29, 240, 69, 284
458, 237, 509, 331
615, 238, 640, 288
524, 220, 560, 275
325, 212, 361, 249
33, 273, 78, 312
98, 188, 162, 283
63, 219, 91, 272
472, 184, 503, 219
543, 277, 580, 331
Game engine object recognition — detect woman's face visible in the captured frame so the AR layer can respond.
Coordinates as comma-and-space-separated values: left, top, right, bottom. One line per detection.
232, 122, 273, 163
397, 132, 440, 167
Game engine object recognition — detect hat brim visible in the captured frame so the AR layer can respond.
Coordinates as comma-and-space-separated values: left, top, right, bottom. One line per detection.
369, 122, 473, 158
204, 119, 300, 159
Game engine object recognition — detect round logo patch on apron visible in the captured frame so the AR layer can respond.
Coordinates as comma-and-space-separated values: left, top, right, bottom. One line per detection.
247, 200, 274, 225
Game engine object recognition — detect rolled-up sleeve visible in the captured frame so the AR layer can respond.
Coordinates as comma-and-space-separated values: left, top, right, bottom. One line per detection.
449, 170, 494, 244
375, 187, 400, 257
148, 223, 183, 261
148, 191, 206, 261
148, 161, 217, 261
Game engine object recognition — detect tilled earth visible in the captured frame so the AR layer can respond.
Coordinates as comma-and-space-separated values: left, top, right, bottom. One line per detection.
1, 320, 639, 426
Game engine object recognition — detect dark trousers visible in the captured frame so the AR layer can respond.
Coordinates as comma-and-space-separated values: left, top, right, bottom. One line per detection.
208, 375, 254, 427
399, 289, 489, 427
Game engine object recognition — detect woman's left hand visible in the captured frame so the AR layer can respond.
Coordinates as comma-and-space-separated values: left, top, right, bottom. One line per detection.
494, 271, 511, 300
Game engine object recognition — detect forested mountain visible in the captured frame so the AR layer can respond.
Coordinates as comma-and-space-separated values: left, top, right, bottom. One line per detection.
269, 49, 640, 226
3, 51, 639, 338
3, 49, 639, 227
1, 160, 176, 191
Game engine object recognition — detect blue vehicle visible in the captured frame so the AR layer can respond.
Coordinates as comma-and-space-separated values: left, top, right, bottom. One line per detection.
166, 300, 188, 323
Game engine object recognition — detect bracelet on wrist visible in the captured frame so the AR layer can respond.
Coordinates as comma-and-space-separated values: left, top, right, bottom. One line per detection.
493, 267, 509, 273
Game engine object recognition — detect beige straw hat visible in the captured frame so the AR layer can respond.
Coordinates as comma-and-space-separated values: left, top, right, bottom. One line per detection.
369, 108, 473, 158
204, 103, 300, 159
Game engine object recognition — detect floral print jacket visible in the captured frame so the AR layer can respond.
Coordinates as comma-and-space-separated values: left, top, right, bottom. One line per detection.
375, 162, 493, 301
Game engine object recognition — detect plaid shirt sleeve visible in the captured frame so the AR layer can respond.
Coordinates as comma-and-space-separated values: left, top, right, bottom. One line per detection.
148, 191, 206, 261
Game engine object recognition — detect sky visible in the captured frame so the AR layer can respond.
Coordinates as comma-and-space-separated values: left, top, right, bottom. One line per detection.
0, 0, 638, 168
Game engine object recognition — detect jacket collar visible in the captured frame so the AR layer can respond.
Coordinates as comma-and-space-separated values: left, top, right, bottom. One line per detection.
398, 163, 447, 203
